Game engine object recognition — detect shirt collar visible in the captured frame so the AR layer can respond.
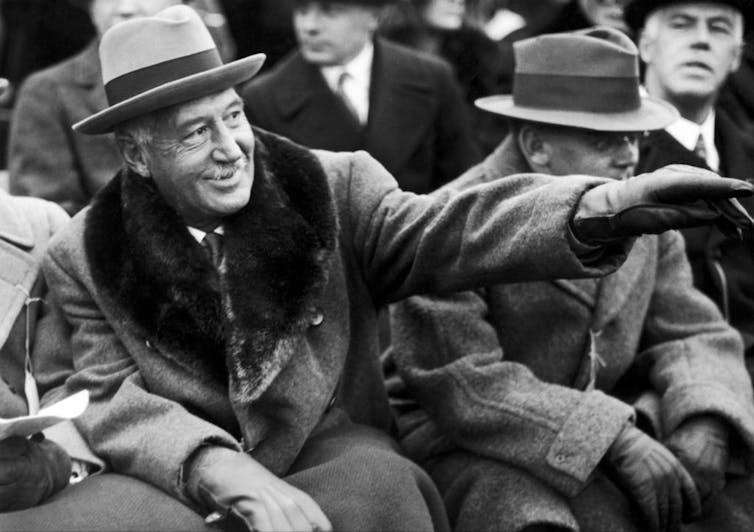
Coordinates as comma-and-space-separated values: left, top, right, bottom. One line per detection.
665, 110, 716, 152
320, 40, 374, 91
187, 225, 224, 243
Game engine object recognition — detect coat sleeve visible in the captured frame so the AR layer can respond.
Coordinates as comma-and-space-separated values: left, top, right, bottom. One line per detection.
389, 290, 634, 497
8, 74, 88, 216
429, 61, 481, 189
328, 151, 632, 304
41, 241, 243, 506
637, 231, 754, 454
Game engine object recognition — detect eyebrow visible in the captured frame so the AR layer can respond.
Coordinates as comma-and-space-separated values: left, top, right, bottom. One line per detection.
175, 96, 245, 133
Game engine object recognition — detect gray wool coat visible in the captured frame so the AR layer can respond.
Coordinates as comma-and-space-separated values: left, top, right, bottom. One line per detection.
39, 130, 631, 508
387, 137, 754, 531
8, 41, 122, 215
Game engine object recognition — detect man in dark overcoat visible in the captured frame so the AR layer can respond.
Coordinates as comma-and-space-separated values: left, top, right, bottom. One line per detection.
35, 6, 754, 532
626, 0, 754, 368
387, 27, 754, 532
241, 0, 481, 194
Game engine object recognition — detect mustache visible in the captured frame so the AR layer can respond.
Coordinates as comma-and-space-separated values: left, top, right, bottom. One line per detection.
210, 156, 249, 180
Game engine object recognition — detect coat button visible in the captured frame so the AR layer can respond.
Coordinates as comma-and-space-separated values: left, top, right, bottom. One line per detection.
555, 454, 566, 463
311, 309, 324, 327
145, 339, 154, 350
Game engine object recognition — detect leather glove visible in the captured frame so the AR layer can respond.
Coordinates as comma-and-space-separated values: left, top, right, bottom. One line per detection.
0, 434, 72, 511
665, 415, 729, 503
572, 165, 754, 244
186, 446, 332, 532
606, 424, 701, 532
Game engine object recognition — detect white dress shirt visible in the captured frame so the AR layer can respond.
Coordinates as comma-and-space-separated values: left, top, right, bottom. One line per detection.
187, 225, 225, 243
665, 110, 720, 172
320, 41, 374, 125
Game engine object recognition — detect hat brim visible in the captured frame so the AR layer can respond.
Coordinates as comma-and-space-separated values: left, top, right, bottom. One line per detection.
475, 95, 678, 132
74, 53, 266, 135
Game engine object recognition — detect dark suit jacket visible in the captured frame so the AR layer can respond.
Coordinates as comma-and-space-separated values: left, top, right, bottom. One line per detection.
8, 41, 122, 215
635, 109, 754, 354
241, 38, 480, 193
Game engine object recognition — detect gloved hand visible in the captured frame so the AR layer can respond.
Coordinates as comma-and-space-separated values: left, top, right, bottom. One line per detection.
665, 416, 729, 502
0, 434, 72, 511
186, 446, 332, 532
606, 424, 701, 532
573, 165, 754, 244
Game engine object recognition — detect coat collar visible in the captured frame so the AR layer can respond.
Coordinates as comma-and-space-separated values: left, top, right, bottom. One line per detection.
493, 137, 653, 327
71, 39, 102, 88
83, 129, 338, 405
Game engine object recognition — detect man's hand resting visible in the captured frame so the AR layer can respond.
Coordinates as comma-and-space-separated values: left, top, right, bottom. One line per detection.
606, 424, 701, 532
572, 164, 754, 244
0, 434, 71, 511
665, 416, 729, 503
187, 447, 332, 532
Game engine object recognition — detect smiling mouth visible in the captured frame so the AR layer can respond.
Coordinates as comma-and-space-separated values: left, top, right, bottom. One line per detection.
682, 61, 713, 72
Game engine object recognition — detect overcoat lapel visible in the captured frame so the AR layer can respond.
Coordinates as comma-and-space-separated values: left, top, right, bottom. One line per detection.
366, 39, 437, 173
271, 54, 363, 150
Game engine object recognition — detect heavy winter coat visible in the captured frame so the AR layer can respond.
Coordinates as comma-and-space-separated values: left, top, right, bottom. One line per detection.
8, 40, 122, 215
635, 110, 754, 356
241, 39, 480, 194
40, 129, 631, 506
388, 137, 754, 531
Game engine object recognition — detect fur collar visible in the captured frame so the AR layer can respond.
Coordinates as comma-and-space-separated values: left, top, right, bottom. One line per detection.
84, 129, 338, 403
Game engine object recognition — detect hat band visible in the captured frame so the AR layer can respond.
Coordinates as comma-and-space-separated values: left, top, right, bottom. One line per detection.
105, 48, 223, 106
513, 73, 641, 113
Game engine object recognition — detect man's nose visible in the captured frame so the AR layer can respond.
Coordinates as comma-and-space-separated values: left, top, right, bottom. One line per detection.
614, 138, 640, 168
212, 123, 244, 162
691, 22, 713, 48
295, 7, 323, 33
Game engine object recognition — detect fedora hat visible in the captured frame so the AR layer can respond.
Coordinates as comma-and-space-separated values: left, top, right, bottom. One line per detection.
624, 0, 753, 33
475, 26, 677, 132
74, 5, 265, 135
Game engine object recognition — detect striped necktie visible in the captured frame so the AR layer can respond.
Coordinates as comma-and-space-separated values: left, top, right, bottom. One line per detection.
202, 232, 224, 270
335, 70, 360, 123
693, 132, 708, 162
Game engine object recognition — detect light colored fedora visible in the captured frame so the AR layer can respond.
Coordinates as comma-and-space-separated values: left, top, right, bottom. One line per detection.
475, 26, 678, 132
74, 5, 265, 135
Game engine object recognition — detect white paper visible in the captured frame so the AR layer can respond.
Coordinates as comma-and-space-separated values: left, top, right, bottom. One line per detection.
0, 390, 89, 439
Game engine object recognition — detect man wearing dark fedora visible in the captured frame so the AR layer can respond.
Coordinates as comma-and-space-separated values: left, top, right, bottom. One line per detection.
30, 5, 754, 532
241, 0, 480, 195
626, 0, 754, 389
386, 27, 754, 532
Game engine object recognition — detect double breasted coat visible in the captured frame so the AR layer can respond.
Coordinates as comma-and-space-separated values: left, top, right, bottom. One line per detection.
241, 39, 480, 194
635, 109, 754, 357
40, 129, 632, 507
387, 138, 754, 531
8, 40, 122, 215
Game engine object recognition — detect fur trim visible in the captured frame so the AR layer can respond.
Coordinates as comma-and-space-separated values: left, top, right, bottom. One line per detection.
85, 128, 337, 401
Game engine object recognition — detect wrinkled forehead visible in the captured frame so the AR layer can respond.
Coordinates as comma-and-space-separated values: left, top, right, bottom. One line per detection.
653, 1, 742, 22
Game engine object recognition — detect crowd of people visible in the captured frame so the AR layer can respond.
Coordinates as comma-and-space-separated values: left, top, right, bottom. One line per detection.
0, 1, 753, 531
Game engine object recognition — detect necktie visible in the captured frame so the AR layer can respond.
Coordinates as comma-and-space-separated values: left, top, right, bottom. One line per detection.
335, 70, 360, 123
202, 232, 224, 270
693, 132, 708, 162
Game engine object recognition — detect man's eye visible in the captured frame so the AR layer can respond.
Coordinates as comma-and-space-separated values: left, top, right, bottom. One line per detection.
710, 23, 732, 34
186, 125, 209, 139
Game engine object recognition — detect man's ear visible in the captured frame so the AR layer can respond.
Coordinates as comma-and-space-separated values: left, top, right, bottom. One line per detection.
518, 125, 551, 170
730, 41, 743, 73
637, 29, 654, 64
119, 141, 151, 177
